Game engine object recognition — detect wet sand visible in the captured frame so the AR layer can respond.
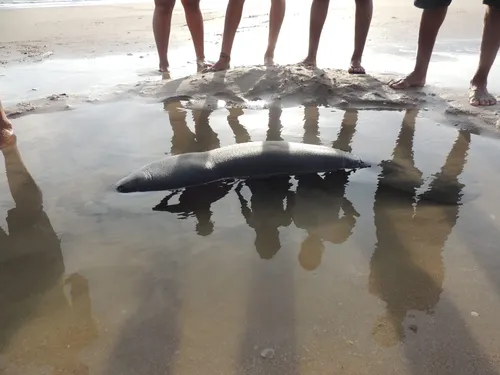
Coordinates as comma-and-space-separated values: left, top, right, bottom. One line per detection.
1, 99, 500, 375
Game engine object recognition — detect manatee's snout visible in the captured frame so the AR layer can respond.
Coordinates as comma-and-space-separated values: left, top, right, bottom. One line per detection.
116, 178, 134, 193
116, 172, 142, 193
116, 181, 130, 193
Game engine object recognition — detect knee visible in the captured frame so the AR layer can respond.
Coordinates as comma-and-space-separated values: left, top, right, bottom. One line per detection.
181, 0, 200, 11
154, 0, 175, 12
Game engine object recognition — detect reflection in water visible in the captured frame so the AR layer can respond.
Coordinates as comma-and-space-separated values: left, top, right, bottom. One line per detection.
158, 100, 234, 236
236, 178, 294, 260
0, 142, 98, 373
165, 99, 220, 154
227, 107, 251, 144
157, 103, 366, 264
293, 108, 360, 270
303, 105, 320, 145
267, 105, 284, 142
235, 103, 293, 260
369, 109, 471, 347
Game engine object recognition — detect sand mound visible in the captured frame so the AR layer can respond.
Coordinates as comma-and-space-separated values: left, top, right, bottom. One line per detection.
137, 64, 431, 110
5, 64, 499, 136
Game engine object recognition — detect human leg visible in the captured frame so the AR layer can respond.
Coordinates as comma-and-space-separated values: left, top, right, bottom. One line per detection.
153, 0, 176, 72
264, 0, 286, 65
300, 0, 330, 67
388, 0, 449, 89
348, 0, 373, 74
205, 0, 245, 72
469, 2, 500, 106
181, 0, 207, 70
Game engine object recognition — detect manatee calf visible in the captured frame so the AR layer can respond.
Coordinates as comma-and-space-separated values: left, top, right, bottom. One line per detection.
116, 141, 370, 193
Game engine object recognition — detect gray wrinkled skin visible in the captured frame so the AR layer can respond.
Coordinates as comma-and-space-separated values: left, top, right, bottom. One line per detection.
116, 141, 370, 193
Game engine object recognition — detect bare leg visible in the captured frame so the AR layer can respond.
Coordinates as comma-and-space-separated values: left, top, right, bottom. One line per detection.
348, 0, 373, 74
205, 0, 245, 72
181, 0, 207, 71
469, 5, 500, 106
300, 0, 330, 67
389, 6, 447, 89
0, 99, 14, 147
264, 0, 286, 65
153, 0, 176, 72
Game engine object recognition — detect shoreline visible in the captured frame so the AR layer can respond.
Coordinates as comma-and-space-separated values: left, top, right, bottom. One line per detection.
0, 0, 149, 10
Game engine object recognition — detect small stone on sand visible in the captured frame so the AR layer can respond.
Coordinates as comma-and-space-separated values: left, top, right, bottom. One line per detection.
471, 311, 479, 317
260, 348, 275, 359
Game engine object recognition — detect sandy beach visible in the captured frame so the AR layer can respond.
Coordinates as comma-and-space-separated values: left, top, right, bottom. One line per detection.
0, 0, 487, 66
1, 0, 499, 125
1, 1, 500, 375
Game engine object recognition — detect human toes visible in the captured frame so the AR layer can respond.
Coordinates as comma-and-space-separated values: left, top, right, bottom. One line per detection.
388, 78, 409, 89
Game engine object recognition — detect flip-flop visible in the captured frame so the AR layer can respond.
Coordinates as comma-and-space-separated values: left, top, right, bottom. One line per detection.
298, 61, 316, 69
388, 78, 425, 90
348, 65, 366, 75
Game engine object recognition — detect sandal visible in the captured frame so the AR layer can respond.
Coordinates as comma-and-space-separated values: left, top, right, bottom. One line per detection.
348, 63, 366, 75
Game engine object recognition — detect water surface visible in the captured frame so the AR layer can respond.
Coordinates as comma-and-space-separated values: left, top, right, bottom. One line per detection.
1, 100, 500, 375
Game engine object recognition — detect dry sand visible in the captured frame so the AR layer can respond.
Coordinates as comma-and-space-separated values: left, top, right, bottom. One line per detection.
0, 0, 486, 66
0, 2, 217, 64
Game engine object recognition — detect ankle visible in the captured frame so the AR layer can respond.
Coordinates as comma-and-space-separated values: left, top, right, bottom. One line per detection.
470, 79, 487, 89
409, 68, 427, 80
304, 54, 316, 62
265, 46, 275, 57
351, 52, 363, 63
471, 73, 487, 88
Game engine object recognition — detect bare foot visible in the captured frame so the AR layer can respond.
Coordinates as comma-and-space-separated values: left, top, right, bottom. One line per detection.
202, 53, 230, 73
161, 71, 171, 80
159, 61, 170, 73
388, 71, 426, 89
0, 119, 15, 148
468, 84, 497, 106
348, 60, 366, 75
264, 54, 275, 66
298, 57, 316, 68
196, 58, 210, 73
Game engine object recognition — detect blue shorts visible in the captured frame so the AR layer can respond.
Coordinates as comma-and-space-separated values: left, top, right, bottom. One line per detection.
414, 0, 500, 9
